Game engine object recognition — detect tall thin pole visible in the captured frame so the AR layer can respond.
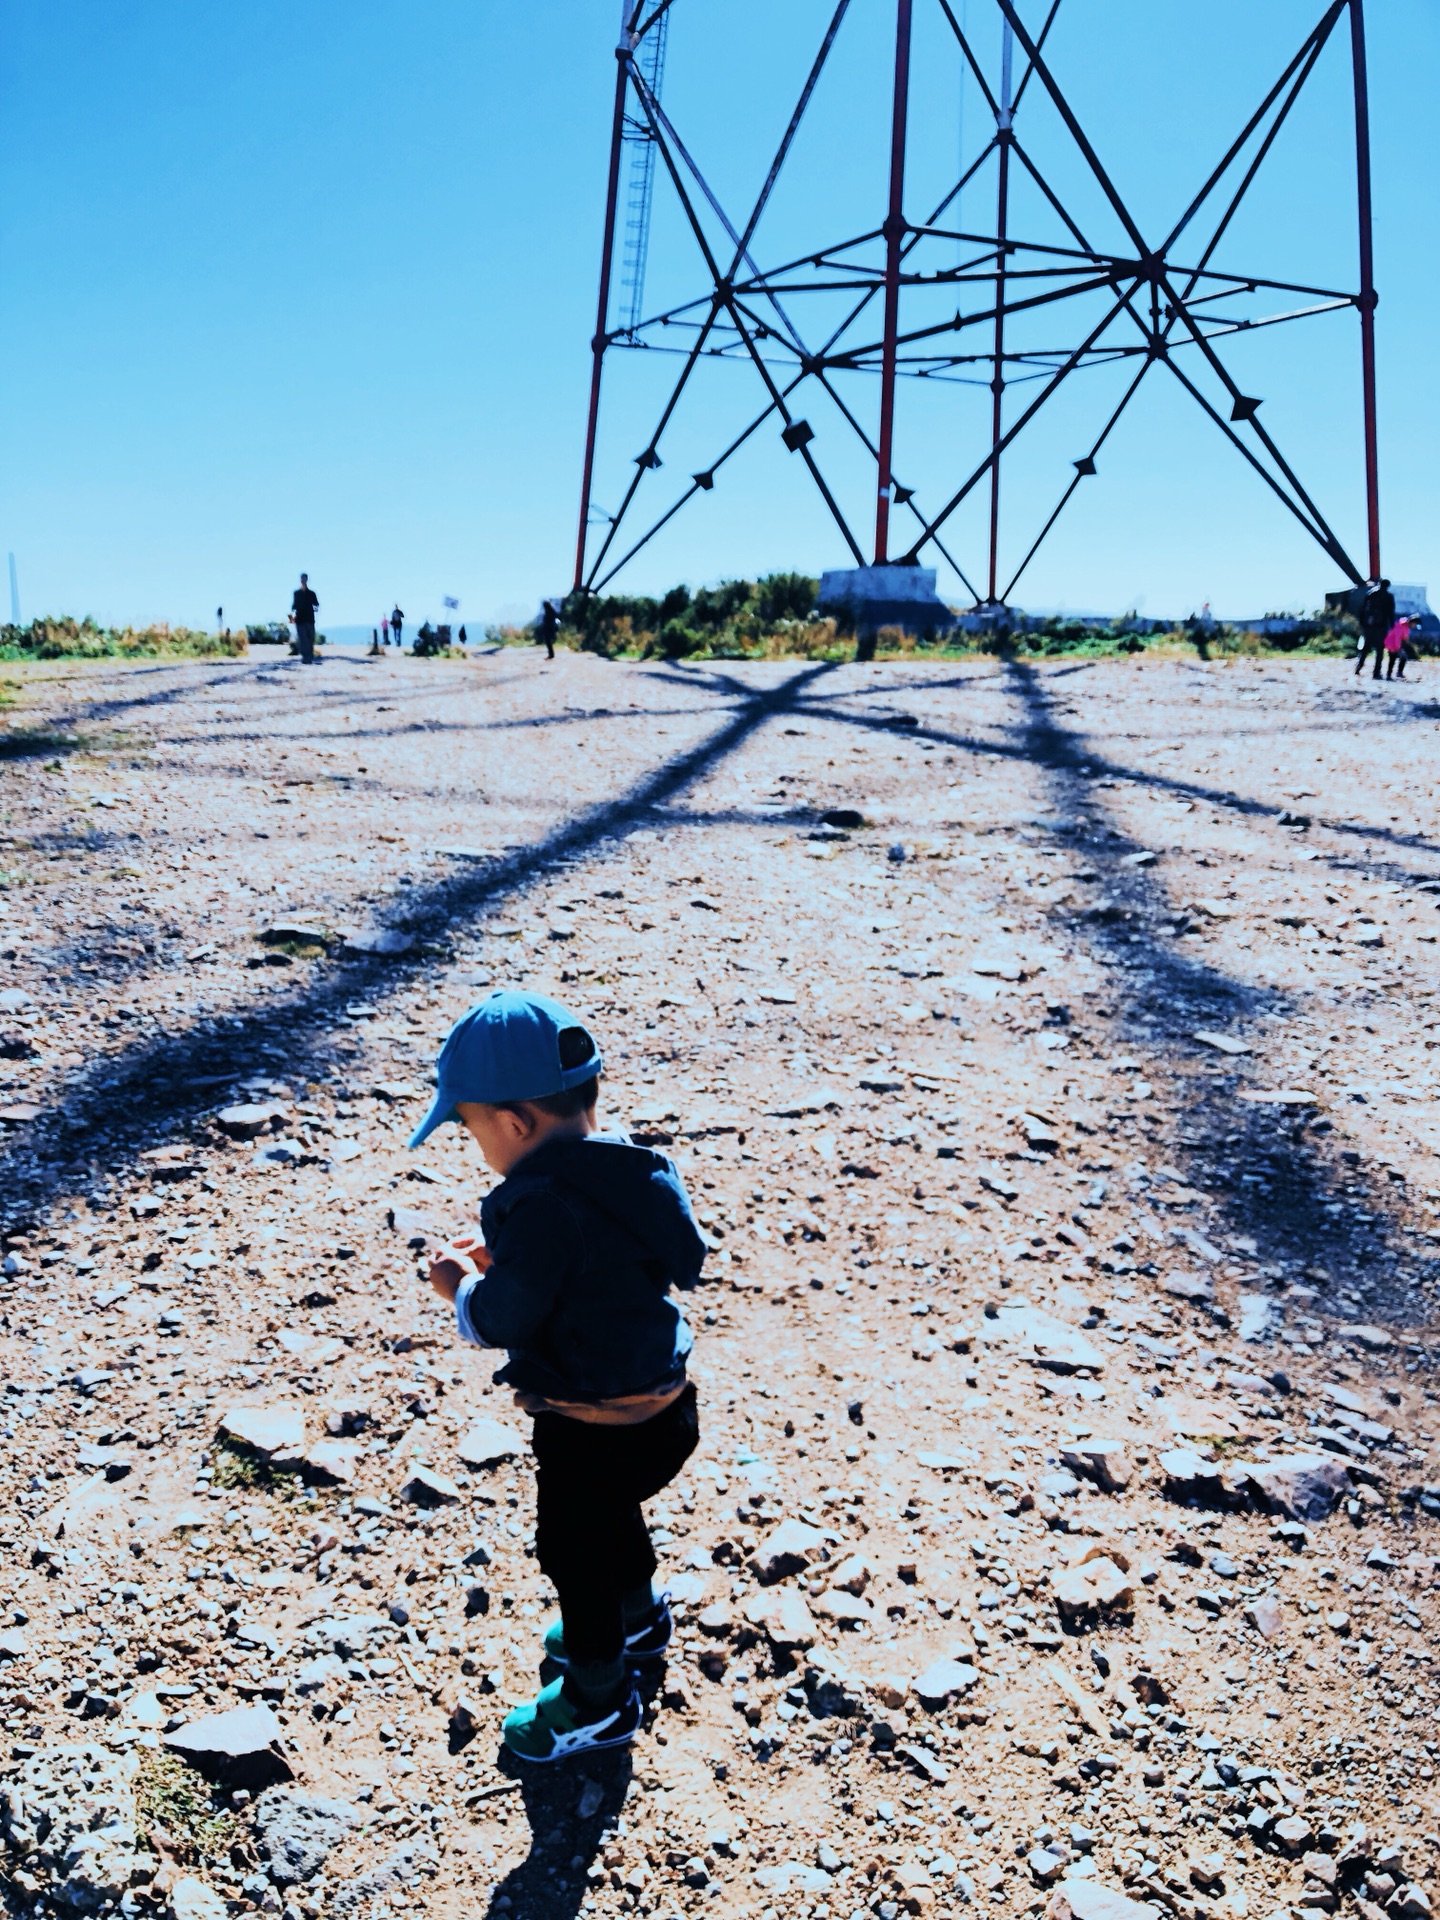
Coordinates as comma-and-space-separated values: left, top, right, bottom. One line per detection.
873, 0, 914, 567
1349, 0, 1380, 581
574, 2, 637, 596
985, 18, 1014, 606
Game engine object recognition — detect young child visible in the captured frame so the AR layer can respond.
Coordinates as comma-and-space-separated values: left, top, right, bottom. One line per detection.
412, 988, 705, 1761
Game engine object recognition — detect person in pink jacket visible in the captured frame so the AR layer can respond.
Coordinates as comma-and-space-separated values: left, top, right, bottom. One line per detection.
1383, 615, 1413, 681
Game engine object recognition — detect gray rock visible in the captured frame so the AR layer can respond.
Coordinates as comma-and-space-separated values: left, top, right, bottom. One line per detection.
331, 1843, 439, 1915
253, 1787, 360, 1886
1061, 1439, 1132, 1494
913, 1658, 979, 1709
215, 1101, 289, 1139
456, 1418, 526, 1470
974, 1305, 1104, 1374
164, 1705, 291, 1789
754, 1862, 832, 1894
219, 1405, 305, 1458
400, 1465, 463, 1507
750, 1517, 827, 1584
339, 928, 414, 957
1047, 1880, 1164, 1920
169, 1877, 228, 1920
1241, 1454, 1350, 1521
1158, 1447, 1227, 1503
1236, 1294, 1278, 1342
0, 1742, 139, 1913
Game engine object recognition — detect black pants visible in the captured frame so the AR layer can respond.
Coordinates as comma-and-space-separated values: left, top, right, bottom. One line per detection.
1356, 637, 1383, 677
532, 1384, 698, 1666
296, 622, 316, 664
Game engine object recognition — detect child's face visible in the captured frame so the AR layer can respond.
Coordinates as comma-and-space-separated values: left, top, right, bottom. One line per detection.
456, 1102, 537, 1175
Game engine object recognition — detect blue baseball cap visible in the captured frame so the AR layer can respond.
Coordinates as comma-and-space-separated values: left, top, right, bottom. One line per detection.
409, 989, 603, 1148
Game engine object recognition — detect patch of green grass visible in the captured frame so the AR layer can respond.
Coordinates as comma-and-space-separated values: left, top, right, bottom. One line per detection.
135, 1749, 236, 1866
0, 618, 247, 662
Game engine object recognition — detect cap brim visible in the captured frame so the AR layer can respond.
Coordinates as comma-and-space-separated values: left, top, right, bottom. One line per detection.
408, 1091, 458, 1150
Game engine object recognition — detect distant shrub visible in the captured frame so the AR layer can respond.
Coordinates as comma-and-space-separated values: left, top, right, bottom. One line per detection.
0, 618, 247, 662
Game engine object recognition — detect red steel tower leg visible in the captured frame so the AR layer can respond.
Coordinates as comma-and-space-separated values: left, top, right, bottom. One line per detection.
1349, 0, 1380, 581
986, 17, 1015, 606
873, 0, 914, 568
574, 4, 637, 596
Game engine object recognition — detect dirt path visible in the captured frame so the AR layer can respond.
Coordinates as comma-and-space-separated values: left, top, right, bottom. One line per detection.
2, 646, 1440, 1920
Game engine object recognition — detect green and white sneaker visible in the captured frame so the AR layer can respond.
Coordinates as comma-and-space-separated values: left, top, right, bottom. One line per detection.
502, 1677, 641, 1763
542, 1593, 673, 1671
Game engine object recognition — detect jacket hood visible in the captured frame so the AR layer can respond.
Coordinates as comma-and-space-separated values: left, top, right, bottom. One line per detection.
513, 1133, 707, 1285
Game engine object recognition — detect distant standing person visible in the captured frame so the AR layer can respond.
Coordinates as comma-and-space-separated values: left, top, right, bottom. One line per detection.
458, 624, 468, 646
1355, 577, 1394, 680
381, 616, 390, 647
538, 600, 559, 662
291, 573, 320, 665
391, 605, 405, 651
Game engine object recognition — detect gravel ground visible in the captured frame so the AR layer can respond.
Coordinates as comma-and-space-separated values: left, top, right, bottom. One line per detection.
2, 644, 1440, 1920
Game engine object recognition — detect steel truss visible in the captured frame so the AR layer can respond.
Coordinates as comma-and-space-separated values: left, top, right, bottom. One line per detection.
574, 0, 1381, 608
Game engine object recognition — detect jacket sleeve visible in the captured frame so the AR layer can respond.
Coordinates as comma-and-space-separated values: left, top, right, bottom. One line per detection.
454, 1192, 580, 1350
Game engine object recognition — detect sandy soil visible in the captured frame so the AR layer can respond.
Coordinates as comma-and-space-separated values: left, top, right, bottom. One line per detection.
2, 644, 1440, 1920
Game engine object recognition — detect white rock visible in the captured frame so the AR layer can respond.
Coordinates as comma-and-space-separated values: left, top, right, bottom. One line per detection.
219, 1406, 305, 1457
749, 1517, 827, 1584
456, 1418, 527, 1469
170, 1877, 229, 1920
742, 1587, 817, 1649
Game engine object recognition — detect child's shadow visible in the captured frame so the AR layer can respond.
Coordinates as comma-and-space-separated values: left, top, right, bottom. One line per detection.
482, 1746, 634, 1920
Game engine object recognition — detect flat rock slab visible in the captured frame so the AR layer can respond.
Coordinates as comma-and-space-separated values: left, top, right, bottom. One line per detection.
400, 1465, 463, 1507
220, 1406, 306, 1458
170, 1878, 229, 1920
165, 1705, 292, 1789
456, 1418, 527, 1469
1061, 1439, 1132, 1494
750, 1517, 827, 1584
1049, 1879, 1163, 1920
216, 1102, 289, 1139
754, 1863, 832, 1894
253, 1786, 361, 1885
1053, 1556, 1134, 1619
975, 1306, 1104, 1374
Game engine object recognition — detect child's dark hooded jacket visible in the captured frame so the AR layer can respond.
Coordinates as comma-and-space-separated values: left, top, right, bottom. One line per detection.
454, 1133, 705, 1406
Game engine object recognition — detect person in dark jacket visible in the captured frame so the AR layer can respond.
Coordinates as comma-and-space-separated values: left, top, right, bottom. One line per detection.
1355, 577, 1395, 679
414, 989, 705, 1762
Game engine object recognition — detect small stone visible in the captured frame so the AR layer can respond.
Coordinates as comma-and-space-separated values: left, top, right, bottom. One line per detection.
1303, 1855, 1339, 1890
1339, 1325, 1395, 1352
874, 1675, 910, 1711
814, 1589, 873, 1628
754, 1862, 832, 1894
0, 1627, 29, 1659
456, 1418, 526, 1470
215, 1101, 289, 1139
170, 1877, 230, 1920
1029, 1848, 1071, 1885
913, 1658, 979, 1709
1047, 1883, 1177, 1920
1274, 1816, 1316, 1853
340, 928, 414, 957
828, 1552, 872, 1595
220, 1406, 306, 1458
301, 1441, 359, 1485
400, 1465, 463, 1508
1245, 1596, 1286, 1639
447, 1695, 483, 1747
1395, 1888, 1432, 1919
252, 1788, 360, 1886
749, 1516, 827, 1584
742, 1587, 816, 1650
1061, 1439, 1132, 1494
1052, 1556, 1134, 1619
697, 1603, 734, 1638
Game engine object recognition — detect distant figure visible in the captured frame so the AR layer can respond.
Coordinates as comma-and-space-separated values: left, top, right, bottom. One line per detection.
1384, 615, 1413, 681
370, 627, 382, 656
458, 624, 468, 646
381, 617, 390, 647
538, 600, 559, 661
1355, 577, 1395, 680
391, 605, 405, 650
291, 573, 320, 664
216, 605, 225, 635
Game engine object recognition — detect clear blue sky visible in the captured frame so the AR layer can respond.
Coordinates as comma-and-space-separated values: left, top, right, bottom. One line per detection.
1, 0, 1435, 629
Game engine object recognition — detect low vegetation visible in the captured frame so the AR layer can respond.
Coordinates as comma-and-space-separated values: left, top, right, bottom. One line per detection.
0, 619, 247, 662
483, 577, 1360, 663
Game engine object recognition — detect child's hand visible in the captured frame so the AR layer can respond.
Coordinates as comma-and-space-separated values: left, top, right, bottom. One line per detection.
427, 1234, 491, 1302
